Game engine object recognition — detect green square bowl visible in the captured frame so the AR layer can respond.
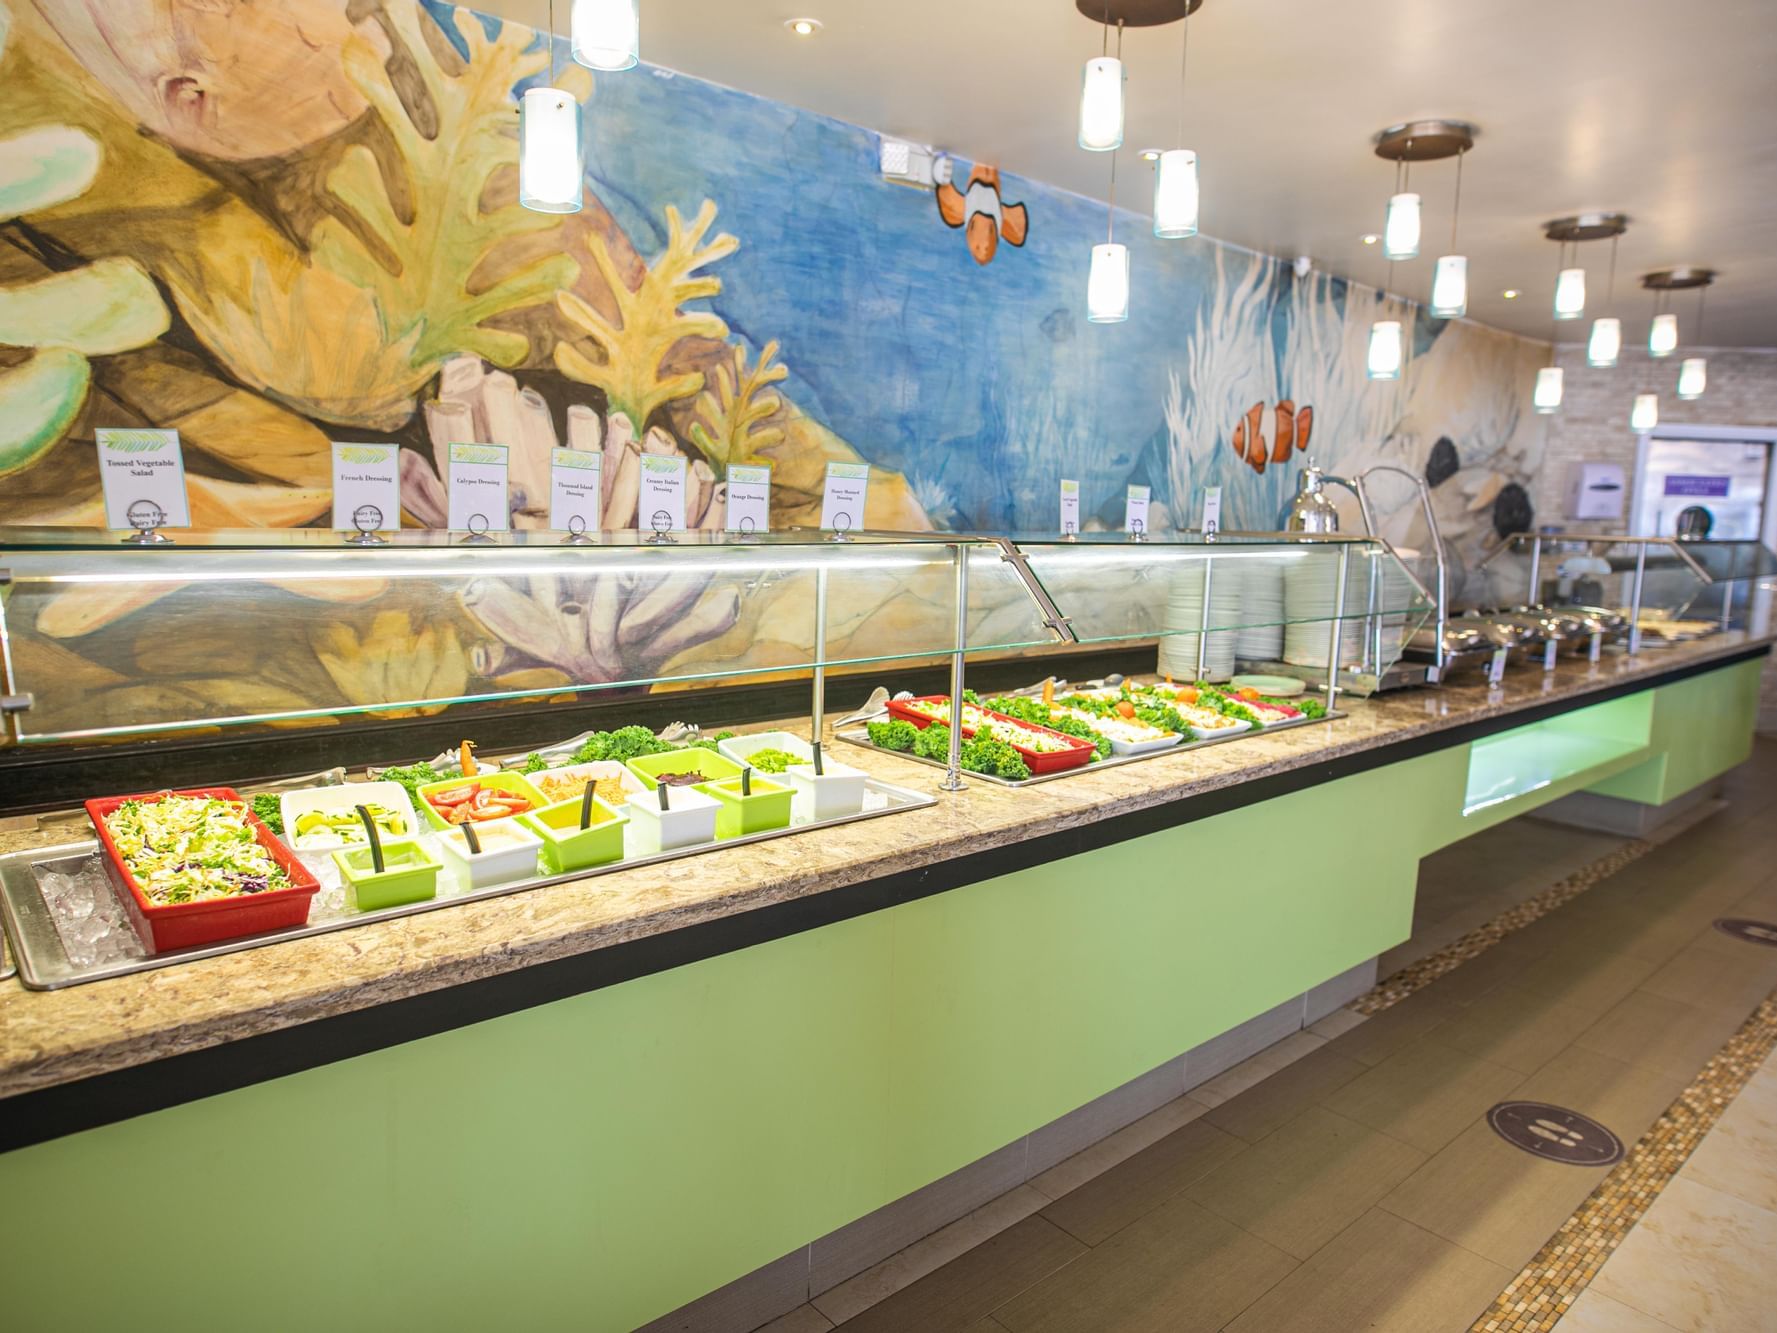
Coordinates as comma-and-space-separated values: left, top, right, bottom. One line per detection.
330, 838, 441, 912
697, 775, 793, 839
415, 771, 547, 831
520, 796, 628, 874
624, 749, 744, 789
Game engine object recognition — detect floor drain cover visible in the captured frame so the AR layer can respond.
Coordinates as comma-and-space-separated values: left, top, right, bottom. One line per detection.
1713, 918, 1777, 948
1487, 1102, 1624, 1166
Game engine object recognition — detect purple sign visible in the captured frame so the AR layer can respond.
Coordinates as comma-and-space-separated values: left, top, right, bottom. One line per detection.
1664, 474, 1732, 498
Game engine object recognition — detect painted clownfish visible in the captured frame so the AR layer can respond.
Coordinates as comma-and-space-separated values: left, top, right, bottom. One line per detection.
935, 159, 1029, 266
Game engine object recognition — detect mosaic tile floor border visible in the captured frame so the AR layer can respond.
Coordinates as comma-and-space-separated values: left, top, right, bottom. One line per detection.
1470, 990, 1777, 1332
1351, 839, 1656, 1017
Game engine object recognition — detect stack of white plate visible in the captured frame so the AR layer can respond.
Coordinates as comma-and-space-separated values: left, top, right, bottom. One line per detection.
1282, 558, 1365, 669
1235, 556, 1286, 662
1159, 559, 1242, 681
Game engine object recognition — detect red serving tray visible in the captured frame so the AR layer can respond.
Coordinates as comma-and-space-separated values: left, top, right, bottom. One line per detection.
85, 787, 319, 953
884, 697, 1094, 775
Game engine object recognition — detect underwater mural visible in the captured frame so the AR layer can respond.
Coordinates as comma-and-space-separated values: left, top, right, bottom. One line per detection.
0, 0, 1553, 730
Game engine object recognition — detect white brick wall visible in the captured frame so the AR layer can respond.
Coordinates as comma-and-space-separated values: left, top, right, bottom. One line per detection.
1532, 343, 1777, 733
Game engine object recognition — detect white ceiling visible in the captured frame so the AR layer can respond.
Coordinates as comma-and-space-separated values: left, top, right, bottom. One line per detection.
475, 0, 1777, 347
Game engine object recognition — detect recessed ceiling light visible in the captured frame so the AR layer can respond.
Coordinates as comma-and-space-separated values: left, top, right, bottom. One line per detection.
1502, 289, 1521, 299
1361, 234, 1379, 246
1139, 149, 1162, 162
786, 17, 821, 36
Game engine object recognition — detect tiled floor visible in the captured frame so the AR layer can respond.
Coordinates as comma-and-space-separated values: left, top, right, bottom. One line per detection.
761, 739, 1777, 1333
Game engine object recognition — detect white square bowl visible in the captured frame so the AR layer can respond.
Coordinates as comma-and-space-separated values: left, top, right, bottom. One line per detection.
436, 820, 542, 889
716, 731, 813, 771
279, 780, 423, 853
525, 760, 648, 808
785, 760, 868, 822
625, 785, 719, 854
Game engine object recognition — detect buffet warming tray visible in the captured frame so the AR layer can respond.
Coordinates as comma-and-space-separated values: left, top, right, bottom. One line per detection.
0, 776, 936, 990
837, 710, 1340, 788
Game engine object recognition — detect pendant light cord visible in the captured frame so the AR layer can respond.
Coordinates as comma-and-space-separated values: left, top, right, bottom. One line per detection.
1177, 4, 1190, 143
1605, 233, 1617, 306
1449, 148, 1462, 251
1105, 20, 1123, 244
1697, 284, 1707, 343
547, 0, 557, 84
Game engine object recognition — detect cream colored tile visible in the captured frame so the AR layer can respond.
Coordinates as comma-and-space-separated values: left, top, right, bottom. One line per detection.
754, 1304, 835, 1333
1553, 1287, 1677, 1332
810, 1186, 1048, 1326
1591, 1177, 1777, 1333
1679, 1076, 1777, 1211
1189, 1031, 1326, 1108
1029, 1095, 1213, 1201
1308, 1008, 1368, 1040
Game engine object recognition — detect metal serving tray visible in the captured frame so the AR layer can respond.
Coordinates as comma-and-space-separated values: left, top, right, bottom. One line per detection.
836, 712, 1338, 788
0, 777, 935, 990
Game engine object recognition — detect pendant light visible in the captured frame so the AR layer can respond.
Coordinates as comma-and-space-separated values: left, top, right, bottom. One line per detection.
1643, 267, 1716, 394
1087, 141, 1129, 322
1372, 120, 1476, 313
1079, 9, 1125, 151
572, 0, 639, 71
1586, 232, 1623, 366
1532, 247, 1563, 413
1631, 393, 1659, 431
1151, 2, 1199, 237
1553, 246, 1586, 320
1366, 319, 1404, 380
521, 0, 585, 214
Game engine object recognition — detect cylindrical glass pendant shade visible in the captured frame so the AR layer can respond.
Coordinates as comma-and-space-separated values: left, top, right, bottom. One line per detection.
1586, 317, 1621, 368
1429, 255, 1467, 318
1078, 57, 1124, 151
572, 0, 639, 71
1649, 312, 1678, 358
1366, 320, 1403, 380
1087, 243, 1130, 323
1383, 192, 1420, 261
1677, 357, 1707, 400
1553, 267, 1586, 320
1152, 150, 1199, 238
1631, 393, 1659, 430
1533, 366, 1564, 414
519, 87, 584, 214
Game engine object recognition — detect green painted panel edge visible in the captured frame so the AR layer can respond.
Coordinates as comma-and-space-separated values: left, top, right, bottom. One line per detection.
1588, 658, 1762, 805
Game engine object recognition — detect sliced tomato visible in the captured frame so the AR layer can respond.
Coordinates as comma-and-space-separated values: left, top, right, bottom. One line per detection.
430, 784, 479, 806
467, 804, 512, 821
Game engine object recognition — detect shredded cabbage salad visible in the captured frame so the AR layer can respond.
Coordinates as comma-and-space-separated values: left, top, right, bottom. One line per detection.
103, 795, 291, 905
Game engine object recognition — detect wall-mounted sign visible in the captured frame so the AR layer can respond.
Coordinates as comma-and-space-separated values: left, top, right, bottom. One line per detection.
1663, 474, 1733, 498
96, 429, 190, 531
446, 443, 510, 533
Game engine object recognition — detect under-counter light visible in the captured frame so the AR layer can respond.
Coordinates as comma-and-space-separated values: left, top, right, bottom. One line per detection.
1677, 357, 1707, 400
519, 88, 584, 213
1631, 393, 1659, 430
1430, 255, 1467, 318
1649, 312, 1678, 358
1553, 266, 1586, 320
1087, 242, 1130, 323
1383, 191, 1420, 261
1533, 366, 1563, 414
1586, 316, 1621, 368
1079, 56, 1125, 151
572, 0, 639, 71
1366, 319, 1403, 380
785, 17, 821, 36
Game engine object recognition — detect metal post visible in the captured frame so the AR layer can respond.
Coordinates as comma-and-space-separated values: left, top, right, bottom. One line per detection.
1721, 580, 1733, 631
943, 544, 969, 792
1324, 546, 1350, 716
1364, 548, 1382, 677
1195, 553, 1214, 679
1628, 541, 1647, 656
810, 565, 828, 745
1527, 535, 1543, 607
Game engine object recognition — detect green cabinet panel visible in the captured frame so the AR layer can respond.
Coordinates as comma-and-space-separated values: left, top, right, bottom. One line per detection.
1589, 657, 1762, 806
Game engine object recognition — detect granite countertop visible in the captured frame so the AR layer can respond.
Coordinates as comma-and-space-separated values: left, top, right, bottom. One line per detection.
0, 633, 1767, 1100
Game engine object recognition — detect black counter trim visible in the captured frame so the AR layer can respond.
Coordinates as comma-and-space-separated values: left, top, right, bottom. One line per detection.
2, 643, 1766, 1154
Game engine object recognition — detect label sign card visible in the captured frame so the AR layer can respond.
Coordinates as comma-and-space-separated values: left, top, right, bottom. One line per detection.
639, 454, 688, 531
549, 448, 603, 533
1060, 479, 1081, 535
330, 442, 401, 533
446, 443, 511, 532
1201, 486, 1223, 536
726, 463, 771, 533
821, 462, 870, 532
1124, 484, 1151, 535
96, 429, 190, 530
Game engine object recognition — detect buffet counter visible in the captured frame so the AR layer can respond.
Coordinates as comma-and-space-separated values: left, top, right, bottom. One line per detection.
0, 632, 1768, 1332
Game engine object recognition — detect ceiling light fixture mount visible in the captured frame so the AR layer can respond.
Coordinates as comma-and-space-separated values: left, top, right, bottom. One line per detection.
1641, 267, 1717, 291
1542, 212, 1629, 243
1073, 0, 1201, 26
785, 17, 821, 36
1371, 119, 1477, 162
